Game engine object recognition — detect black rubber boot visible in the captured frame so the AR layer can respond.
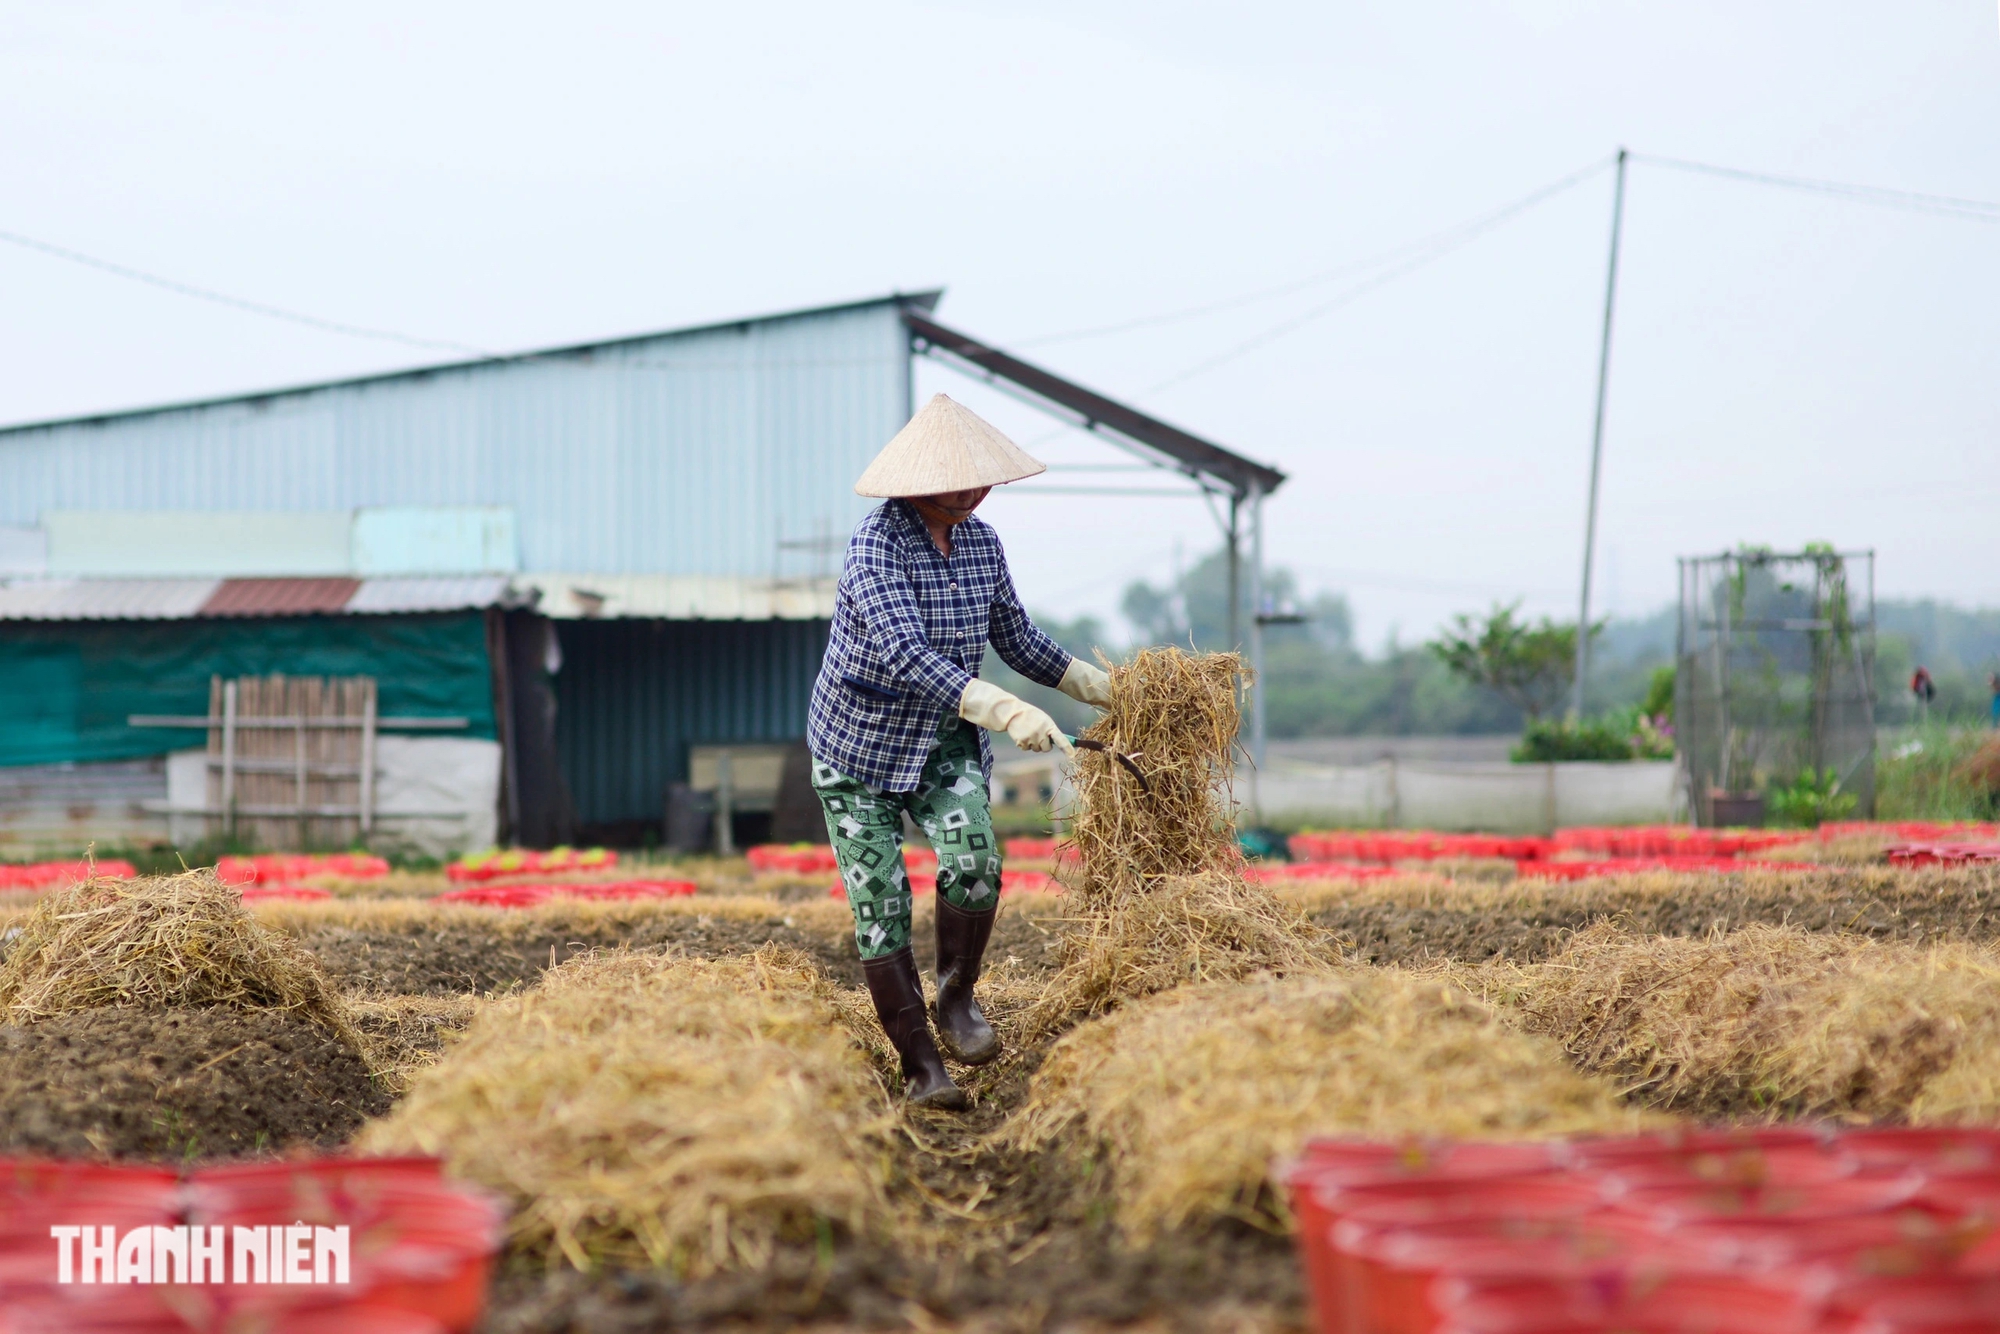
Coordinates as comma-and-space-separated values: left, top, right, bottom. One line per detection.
933, 898, 1001, 1066
861, 947, 969, 1111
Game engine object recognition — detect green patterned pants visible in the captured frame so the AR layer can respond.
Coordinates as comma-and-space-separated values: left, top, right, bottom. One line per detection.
813, 717, 1002, 960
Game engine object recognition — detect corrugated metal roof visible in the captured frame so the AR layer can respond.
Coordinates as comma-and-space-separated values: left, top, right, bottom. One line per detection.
200, 578, 361, 616
0, 574, 815, 620
346, 575, 514, 614
516, 574, 836, 620
0, 296, 922, 582
0, 578, 220, 620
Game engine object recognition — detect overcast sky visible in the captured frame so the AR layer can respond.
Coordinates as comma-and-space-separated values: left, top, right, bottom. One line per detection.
4, 2, 1997, 649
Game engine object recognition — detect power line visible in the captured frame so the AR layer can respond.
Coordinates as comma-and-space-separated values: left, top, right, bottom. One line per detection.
1633, 153, 2000, 223
1016, 155, 1616, 350
986, 159, 1619, 448
1139, 158, 1619, 396
1022, 152, 2000, 403
13, 148, 2000, 396
0, 226, 494, 357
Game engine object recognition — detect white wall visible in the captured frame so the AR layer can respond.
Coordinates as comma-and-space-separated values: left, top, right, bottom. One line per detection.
1250, 759, 1680, 833
168, 735, 500, 858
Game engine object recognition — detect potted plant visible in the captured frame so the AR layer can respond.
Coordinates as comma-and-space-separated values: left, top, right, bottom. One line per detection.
1710, 722, 1766, 826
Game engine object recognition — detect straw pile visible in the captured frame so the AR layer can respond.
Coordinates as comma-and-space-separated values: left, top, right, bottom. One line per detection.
1010, 969, 1657, 1239
1500, 923, 2000, 1122
360, 944, 897, 1275
1025, 648, 1334, 1035
1273, 864, 2000, 966
250, 892, 853, 941
1067, 647, 1246, 904
0, 870, 360, 1048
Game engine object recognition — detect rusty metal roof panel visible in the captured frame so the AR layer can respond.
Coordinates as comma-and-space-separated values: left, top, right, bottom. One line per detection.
0, 578, 221, 620
199, 578, 361, 617
345, 576, 513, 614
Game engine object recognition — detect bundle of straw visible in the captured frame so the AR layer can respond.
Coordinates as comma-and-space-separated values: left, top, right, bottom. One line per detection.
1501, 923, 2000, 1122
0, 870, 360, 1049
360, 945, 897, 1275
1023, 873, 1329, 1035
1067, 647, 1246, 905
1025, 648, 1333, 1035
1010, 970, 1656, 1239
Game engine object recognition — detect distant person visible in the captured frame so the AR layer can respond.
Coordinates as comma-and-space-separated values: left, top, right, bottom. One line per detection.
1990, 672, 1999, 729
1912, 666, 1936, 718
806, 394, 1112, 1111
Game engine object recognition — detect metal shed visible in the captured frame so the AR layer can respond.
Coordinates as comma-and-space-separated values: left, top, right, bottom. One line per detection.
0, 291, 1282, 851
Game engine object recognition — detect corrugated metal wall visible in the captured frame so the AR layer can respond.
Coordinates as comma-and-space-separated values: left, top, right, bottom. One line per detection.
553, 618, 830, 826
0, 299, 910, 580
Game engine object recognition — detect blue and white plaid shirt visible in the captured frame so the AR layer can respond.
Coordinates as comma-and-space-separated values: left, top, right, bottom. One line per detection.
807, 500, 1072, 792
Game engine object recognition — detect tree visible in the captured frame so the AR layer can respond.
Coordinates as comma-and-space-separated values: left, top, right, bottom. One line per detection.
1427, 603, 1595, 721
1120, 548, 1352, 653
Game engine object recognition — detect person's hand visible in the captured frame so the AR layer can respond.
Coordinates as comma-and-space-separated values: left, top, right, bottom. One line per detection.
959, 679, 1075, 755
1057, 658, 1112, 709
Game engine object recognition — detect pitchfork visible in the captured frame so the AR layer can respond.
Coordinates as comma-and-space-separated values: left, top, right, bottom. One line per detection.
1064, 735, 1152, 794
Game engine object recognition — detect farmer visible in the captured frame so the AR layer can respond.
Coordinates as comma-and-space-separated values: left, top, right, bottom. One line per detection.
806, 393, 1111, 1111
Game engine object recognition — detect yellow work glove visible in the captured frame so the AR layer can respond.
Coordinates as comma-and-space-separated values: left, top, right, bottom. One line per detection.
959, 678, 1074, 755
1057, 658, 1112, 709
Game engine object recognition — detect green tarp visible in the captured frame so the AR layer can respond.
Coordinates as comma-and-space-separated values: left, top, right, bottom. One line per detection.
0, 613, 496, 768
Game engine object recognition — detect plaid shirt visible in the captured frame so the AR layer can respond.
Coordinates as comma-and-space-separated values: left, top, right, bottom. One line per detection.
807, 500, 1072, 792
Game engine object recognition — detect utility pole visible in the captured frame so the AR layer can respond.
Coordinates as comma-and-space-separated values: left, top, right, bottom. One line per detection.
1225, 494, 1242, 656
1570, 146, 1628, 721
1247, 487, 1265, 818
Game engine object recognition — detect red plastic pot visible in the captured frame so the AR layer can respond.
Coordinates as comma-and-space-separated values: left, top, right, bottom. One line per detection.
1561, 1127, 1833, 1172
1608, 1174, 1924, 1228
1301, 1176, 1608, 1334
1665, 1208, 1984, 1276
1911, 1173, 2000, 1225
1284, 1148, 1573, 1332
1827, 1272, 2000, 1325
1291, 1139, 1564, 1189
1434, 1268, 1831, 1334
224, 1308, 449, 1334
1334, 1216, 1668, 1334
1601, 1145, 1859, 1192
1842, 1128, 2000, 1177
185, 1158, 502, 1334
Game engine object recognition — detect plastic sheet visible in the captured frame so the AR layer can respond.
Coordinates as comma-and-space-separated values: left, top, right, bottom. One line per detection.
433, 878, 696, 908
0, 860, 138, 891
444, 847, 617, 882
215, 854, 389, 885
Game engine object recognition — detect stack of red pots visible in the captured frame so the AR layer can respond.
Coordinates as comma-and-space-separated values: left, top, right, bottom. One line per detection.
1283, 1126, 2000, 1334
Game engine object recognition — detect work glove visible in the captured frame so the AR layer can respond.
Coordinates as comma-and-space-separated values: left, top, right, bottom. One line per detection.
959, 678, 1074, 755
1057, 658, 1112, 709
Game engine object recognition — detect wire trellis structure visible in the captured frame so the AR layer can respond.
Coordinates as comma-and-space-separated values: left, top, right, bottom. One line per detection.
1676, 548, 1876, 826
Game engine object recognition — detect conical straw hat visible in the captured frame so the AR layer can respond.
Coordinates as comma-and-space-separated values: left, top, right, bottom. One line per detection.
854, 394, 1047, 498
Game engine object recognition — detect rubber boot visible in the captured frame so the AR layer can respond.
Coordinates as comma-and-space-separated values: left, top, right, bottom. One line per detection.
933, 898, 1001, 1065
860, 947, 969, 1111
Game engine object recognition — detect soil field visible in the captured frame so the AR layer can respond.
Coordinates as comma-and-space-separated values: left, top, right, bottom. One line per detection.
242, 895, 1073, 996
1291, 864, 2000, 965
7, 858, 2000, 1334
0, 1006, 389, 1159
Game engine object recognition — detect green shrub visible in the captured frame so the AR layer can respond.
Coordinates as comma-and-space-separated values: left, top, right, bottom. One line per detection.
1511, 719, 1636, 762
1766, 767, 1858, 828
1640, 664, 1676, 723
1876, 725, 2000, 822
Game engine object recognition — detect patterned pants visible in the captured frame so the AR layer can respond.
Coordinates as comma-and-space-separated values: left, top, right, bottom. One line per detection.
813, 717, 1001, 960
